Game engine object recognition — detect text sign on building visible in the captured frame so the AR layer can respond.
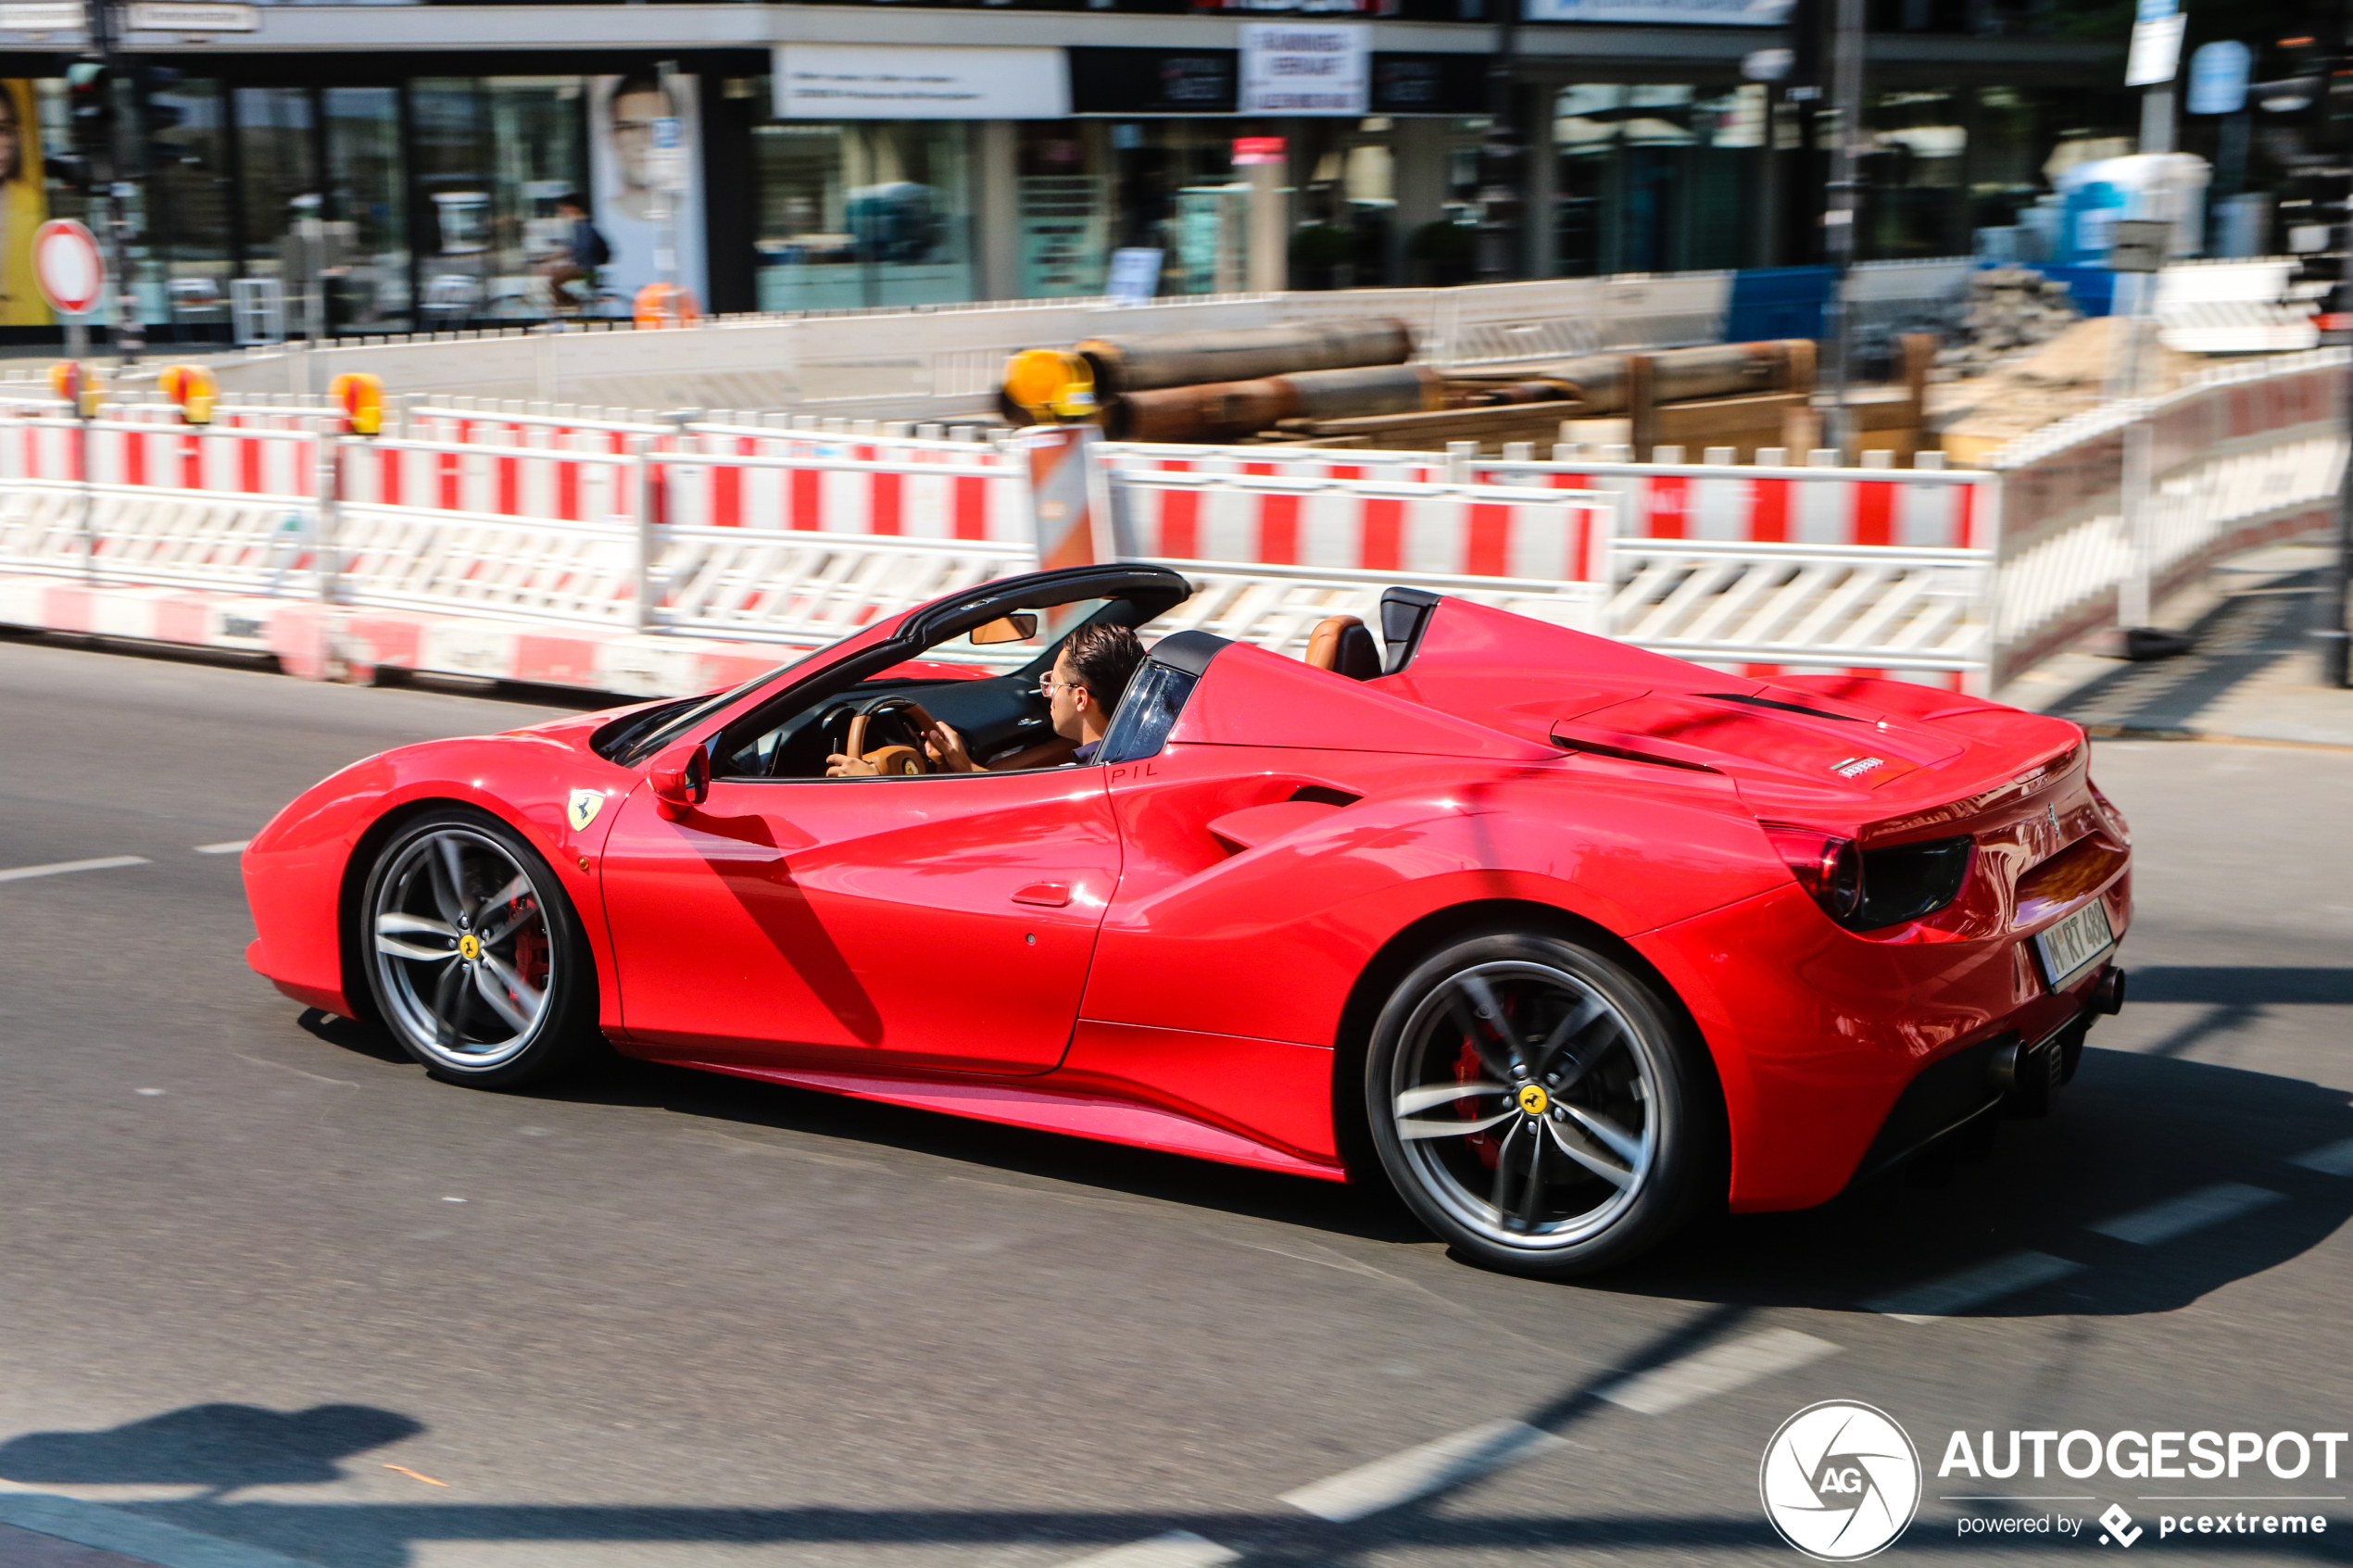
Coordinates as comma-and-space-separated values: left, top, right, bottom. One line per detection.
124, 2, 256, 31
773, 44, 1070, 121
1522, 0, 1792, 24
1239, 24, 1368, 116
0, 2, 82, 31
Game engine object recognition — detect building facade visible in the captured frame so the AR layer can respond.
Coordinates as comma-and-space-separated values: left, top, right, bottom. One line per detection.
0, 0, 2127, 338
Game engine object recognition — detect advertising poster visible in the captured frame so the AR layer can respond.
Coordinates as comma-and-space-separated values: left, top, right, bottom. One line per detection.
587, 71, 707, 308
0, 79, 52, 325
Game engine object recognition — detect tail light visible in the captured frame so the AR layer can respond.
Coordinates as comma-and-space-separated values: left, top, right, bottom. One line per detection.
1763, 823, 1864, 923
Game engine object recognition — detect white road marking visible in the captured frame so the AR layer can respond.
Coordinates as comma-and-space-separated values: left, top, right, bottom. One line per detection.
1865, 1250, 2083, 1323
1059, 1532, 1239, 1567
0, 855, 150, 884
194, 840, 249, 855
2290, 1137, 2353, 1178
2086, 1182, 2284, 1246
1280, 1420, 1566, 1524
1597, 1327, 1841, 1415
135, 1088, 166, 1097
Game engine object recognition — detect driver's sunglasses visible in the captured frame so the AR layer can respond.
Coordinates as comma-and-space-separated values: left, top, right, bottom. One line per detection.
1037, 675, 1082, 699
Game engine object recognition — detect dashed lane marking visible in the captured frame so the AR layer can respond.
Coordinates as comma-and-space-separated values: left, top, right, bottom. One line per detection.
194, 841, 249, 856
1864, 1249, 2083, 1323
1597, 1327, 1842, 1415
2085, 1182, 2284, 1246
1060, 1532, 1239, 1567
1279, 1419, 1567, 1524
2291, 1137, 2353, 1178
0, 856, 150, 884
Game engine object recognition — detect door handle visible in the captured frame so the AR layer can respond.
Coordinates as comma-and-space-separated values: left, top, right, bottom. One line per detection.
1012, 882, 1072, 908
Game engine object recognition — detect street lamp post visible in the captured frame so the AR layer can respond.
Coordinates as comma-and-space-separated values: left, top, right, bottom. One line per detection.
1818, 0, 1864, 459
1477, 0, 1523, 282
78, 0, 144, 367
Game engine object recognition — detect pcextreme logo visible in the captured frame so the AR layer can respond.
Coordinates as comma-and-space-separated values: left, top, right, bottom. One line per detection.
1761, 1401, 1924, 1561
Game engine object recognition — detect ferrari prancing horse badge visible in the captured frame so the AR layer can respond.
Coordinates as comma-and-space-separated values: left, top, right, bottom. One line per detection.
567, 789, 604, 833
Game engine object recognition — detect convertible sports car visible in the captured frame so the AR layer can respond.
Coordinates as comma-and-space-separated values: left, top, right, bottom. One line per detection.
244, 563, 2131, 1275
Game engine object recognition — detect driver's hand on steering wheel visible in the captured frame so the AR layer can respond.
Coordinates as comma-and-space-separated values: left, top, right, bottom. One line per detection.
923, 720, 981, 773
824, 752, 869, 778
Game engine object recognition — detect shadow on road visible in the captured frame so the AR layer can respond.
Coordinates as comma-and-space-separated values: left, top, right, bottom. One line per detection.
292, 971, 2353, 1323
6, 1380, 2343, 1567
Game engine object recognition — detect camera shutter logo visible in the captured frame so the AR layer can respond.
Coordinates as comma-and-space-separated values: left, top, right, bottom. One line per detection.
1760, 1401, 1921, 1561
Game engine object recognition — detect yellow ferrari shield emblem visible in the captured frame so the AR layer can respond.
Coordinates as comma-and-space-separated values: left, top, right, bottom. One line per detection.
1517, 1084, 1551, 1116
567, 788, 604, 833
458, 933, 482, 961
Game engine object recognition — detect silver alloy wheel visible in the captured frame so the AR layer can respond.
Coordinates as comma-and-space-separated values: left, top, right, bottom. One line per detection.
1387, 959, 1658, 1251
370, 826, 555, 1072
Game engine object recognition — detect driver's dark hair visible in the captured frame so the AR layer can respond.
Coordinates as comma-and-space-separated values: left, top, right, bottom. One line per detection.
1063, 622, 1144, 714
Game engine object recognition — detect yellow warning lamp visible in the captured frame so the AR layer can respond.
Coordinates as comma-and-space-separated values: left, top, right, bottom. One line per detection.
49, 359, 103, 419
1003, 348, 1097, 421
330, 371, 385, 436
157, 364, 217, 426
633, 282, 702, 330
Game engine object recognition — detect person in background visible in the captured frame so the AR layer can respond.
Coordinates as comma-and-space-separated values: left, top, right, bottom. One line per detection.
538, 194, 609, 312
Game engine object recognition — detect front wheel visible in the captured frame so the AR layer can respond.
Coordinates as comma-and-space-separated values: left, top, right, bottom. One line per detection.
360, 808, 602, 1087
1365, 931, 1718, 1277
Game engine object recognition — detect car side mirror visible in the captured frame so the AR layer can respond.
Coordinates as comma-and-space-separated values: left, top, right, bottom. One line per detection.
968, 613, 1038, 646
648, 742, 710, 819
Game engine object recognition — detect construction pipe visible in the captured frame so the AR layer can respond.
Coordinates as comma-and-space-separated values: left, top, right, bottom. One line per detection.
1107, 363, 1444, 443
1077, 320, 1416, 397
1499, 340, 1815, 414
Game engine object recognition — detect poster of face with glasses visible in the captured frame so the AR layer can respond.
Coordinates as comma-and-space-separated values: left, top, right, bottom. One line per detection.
587, 71, 708, 309
0, 80, 52, 325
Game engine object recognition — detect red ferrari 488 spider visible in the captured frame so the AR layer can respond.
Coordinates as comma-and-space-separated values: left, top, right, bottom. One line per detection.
245, 563, 2131, 1275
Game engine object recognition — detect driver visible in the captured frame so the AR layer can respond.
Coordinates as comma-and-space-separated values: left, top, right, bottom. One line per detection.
925, 622, 1144, 772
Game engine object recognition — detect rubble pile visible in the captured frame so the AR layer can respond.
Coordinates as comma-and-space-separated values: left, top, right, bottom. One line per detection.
1935, 267, 2083, 380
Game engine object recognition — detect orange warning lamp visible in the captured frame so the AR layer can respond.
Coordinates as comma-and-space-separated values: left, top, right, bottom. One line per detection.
633, 282, 701, 330
330, 371, 384, 436
49, 359, 103, 419
157, 364, 217, 426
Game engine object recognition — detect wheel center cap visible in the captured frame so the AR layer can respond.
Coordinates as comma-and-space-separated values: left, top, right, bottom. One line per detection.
457, 934, 482, 961
1516, 1084, 1550, 1116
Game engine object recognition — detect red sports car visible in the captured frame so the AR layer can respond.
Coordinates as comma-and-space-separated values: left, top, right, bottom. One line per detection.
244, 563, 2131, 1275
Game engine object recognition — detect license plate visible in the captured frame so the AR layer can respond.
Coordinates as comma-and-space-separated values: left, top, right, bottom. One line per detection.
2032, 898, 2116, 991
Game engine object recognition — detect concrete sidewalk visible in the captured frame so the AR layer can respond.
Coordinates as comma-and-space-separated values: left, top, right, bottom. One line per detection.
0, 1521, 155, 1568
1997, 540, 2353, 748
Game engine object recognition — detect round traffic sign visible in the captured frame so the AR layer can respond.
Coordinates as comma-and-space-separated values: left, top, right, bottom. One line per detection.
32, 220, 105, 317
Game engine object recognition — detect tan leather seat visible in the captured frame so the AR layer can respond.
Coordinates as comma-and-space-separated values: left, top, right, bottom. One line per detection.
1304, 615, 1381, 681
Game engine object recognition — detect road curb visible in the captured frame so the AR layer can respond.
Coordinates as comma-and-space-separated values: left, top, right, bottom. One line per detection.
0, 574, 802, 699
0, 1493, 316, 1568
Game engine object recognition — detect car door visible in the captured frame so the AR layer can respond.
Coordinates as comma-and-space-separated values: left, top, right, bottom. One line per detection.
599, 766, 1121, 1074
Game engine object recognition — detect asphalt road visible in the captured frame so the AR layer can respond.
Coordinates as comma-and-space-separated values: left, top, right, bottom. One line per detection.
3, 635, 2350, 1568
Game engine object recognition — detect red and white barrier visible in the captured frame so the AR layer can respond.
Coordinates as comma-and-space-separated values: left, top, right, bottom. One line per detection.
1102, 469, 1617, 584
1468, 453, 1990, 550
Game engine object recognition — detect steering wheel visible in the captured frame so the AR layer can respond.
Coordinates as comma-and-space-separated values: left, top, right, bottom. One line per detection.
834, 695, 939, 777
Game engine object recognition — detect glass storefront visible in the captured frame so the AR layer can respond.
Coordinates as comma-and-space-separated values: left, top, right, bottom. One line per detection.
751, 119, 974, 310
1554, 83, 1767, 276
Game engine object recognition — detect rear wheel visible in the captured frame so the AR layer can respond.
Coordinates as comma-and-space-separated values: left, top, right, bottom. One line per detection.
1365, 930, 1717, 1277
360, 808, 601, 1087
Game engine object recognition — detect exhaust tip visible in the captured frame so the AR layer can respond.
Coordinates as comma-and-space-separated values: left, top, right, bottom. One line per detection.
2092, 965, 2127, 1016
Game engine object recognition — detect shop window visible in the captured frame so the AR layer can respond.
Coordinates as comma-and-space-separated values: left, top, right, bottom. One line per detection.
325, 87, 409, 332
234, 85, 317, 287
140, 76, 230, 335
412, 77, 587, 323
1017, 122, 1107, 298
1553, 83, 1763, 277
1103, 121, 1236, 296
1860, 89, 1968, 258
752, 119, 974, 311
